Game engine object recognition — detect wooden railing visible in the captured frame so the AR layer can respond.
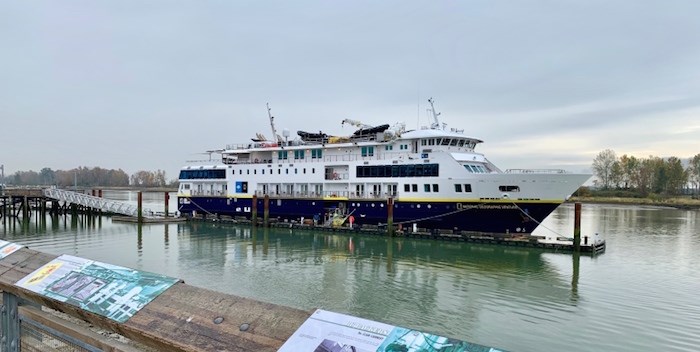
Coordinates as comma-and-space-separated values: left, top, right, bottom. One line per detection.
0, 248, 311, 352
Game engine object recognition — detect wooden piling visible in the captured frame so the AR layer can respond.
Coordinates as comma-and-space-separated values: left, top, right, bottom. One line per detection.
137, 191, 143, 223
98, 189, 103, 216
22, 196, 29, 220
164, 192, 169, 217
251, 194, 258, 225
263, 195, 270, 227
573, 202, 581, 252
387, 197, 394, 236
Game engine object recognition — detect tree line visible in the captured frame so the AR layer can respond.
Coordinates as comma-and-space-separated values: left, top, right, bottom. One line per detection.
592, 149, 700, 196
3, 167, 178, 188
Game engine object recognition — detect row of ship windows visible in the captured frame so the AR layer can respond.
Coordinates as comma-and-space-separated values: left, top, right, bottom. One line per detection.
356, 164, 439, 178
237, 168, 317, 175
403, 184, 474, 193
420, 138, 477, 148
277, 150, 323, 160
464, 164, 488, 173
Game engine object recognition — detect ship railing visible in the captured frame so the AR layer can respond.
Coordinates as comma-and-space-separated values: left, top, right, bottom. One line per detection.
250, 191, 393, 200
505, 169, 568, 174
220, 150, 425, 164
189, 190, 227, 196
325, 173, 349, 181
184, 158, 225, 165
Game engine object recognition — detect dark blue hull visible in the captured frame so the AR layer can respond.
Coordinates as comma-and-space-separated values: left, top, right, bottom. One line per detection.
177, 196, 561, 234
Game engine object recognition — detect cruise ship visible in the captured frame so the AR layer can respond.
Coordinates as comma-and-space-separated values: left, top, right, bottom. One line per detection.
177, 100, 590, 234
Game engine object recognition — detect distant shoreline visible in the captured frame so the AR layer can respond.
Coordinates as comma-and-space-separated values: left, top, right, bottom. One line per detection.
568, 196, 700, 210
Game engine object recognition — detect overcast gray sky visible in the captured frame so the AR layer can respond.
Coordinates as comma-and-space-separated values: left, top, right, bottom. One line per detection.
2, 0, 699, 180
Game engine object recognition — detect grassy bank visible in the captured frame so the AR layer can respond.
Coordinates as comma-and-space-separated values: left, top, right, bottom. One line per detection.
568, 196, 700, 209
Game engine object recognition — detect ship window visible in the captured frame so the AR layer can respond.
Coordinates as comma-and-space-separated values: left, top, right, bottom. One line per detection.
254, 170, 257, 174
441, 139, 450, 146
261, 169, 265, 175
303, 168, 306, 174
385, 145, 393, 151
179, 169, 227, 179
414, 165, 423, 177
286, 169, 289, 174
424, 184, 430, 192
412, 184, 418, 192
499, 185, 520, 192
361, 146, 375, 157
183, 184, 190, 190
295, 168, 298, 174
450, 139, 458, 146
278, 169, 281, 174
405, 165, 415, 177
433, 184, 439, 192
455, 184, 463, 192
421, 139, 427, 146
247, 170, 250, 175
312, 168, 315, 173
465, 184, 472, 192
404, 184, 410, 192
294, 150, 305, 159
311, 149, 322, 159
428, 139, 435, 146
278, 151, 288, 160
458, 140, 465, 147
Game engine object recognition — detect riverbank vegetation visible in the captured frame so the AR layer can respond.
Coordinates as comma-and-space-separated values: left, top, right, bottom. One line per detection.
591, 149, 700, 197
581, 150, 700, 208
3, 167, 178, 188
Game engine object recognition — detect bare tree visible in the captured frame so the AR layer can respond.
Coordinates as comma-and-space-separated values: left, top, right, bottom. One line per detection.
592, 149, 617, 189
688, 153, 700, 196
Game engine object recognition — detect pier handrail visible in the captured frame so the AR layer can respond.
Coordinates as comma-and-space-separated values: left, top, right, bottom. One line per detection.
0, 247, 311, 351
42, 188, 157, 218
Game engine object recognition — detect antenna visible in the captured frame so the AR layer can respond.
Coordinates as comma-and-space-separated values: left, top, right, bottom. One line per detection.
267, 103, 282, 143
427, 97, 442, 129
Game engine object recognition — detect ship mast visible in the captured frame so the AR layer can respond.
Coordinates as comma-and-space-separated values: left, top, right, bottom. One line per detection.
267, 103, 282, 143
427, 97, 442, 129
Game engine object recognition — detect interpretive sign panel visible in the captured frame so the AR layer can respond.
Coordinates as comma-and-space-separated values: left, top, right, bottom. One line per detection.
16, 254, 180, 323
278, 309, 504, 352
0, 240, 24, 259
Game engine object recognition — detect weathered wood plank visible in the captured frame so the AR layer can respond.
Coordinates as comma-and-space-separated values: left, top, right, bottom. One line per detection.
19, 306, 143, 352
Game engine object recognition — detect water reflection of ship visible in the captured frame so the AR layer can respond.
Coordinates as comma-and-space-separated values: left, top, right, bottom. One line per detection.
169, 222, 581, 347
176, 223, 577, 318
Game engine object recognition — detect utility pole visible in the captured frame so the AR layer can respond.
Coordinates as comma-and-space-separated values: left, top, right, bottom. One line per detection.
0, 164, 4, 184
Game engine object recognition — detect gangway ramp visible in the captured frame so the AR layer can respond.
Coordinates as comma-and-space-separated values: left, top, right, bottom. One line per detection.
43, 188, 157, 218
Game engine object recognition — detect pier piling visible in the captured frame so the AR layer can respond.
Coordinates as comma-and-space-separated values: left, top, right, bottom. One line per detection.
164, 192, 169, 217
574, 202, 581, 252
137, 191, 143, 224
263, 195, 270, 227
387, 197, 394, 236
252, 194, 258, 225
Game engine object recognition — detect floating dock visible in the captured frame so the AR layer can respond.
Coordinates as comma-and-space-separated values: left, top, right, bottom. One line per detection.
188, 215, 606, 254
